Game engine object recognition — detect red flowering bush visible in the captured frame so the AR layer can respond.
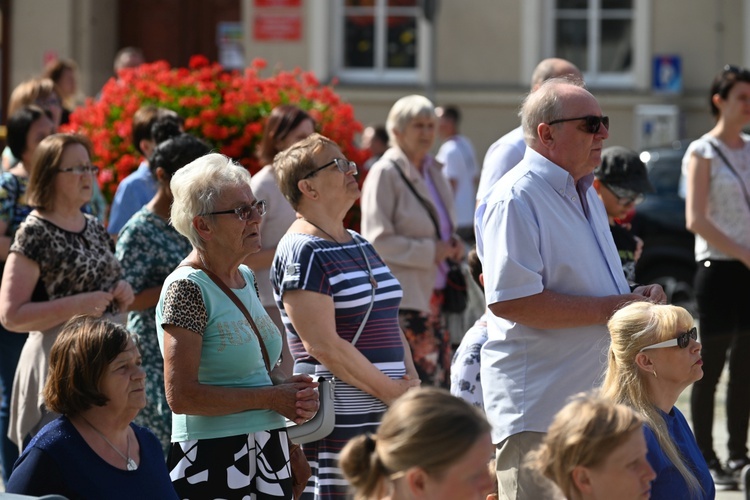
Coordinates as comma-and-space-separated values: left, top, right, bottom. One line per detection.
64, 55, 366, 206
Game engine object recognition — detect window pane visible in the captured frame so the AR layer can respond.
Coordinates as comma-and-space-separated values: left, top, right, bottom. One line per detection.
386, 16, 417, 68
599, 19, 632, 72
344, 15, 375, 68
557, 0, 587, 9
388, 0, 417, 6
602, 0, 632, 9
556, 19, 588, 71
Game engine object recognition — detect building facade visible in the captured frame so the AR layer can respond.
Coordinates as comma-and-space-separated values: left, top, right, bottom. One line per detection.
7, 0, 750, 157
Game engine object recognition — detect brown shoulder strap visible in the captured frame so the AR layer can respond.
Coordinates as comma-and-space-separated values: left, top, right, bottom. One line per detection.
178, 261, 272, 373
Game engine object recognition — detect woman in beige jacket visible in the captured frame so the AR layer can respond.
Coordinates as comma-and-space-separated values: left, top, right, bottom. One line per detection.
361, 95, 463, 387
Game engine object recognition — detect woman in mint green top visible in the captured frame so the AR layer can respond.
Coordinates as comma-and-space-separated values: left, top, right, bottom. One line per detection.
155, 153, 318, 499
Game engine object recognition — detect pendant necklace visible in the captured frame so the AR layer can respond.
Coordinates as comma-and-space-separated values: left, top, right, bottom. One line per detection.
80, 415, 138, 471
302, 218, 378, 289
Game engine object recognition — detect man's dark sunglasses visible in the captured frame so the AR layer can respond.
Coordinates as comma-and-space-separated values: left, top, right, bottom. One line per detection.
640, 327, 698, 352
547, 115, 610, 134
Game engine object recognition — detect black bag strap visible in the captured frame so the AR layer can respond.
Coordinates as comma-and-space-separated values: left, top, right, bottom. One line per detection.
179, 260, 272, 373
709, 140, 750, 211
390, 160, 441, 238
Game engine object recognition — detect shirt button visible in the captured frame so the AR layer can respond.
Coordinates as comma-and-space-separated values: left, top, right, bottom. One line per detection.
572, 196, 577, 201
559, 189, 564, 194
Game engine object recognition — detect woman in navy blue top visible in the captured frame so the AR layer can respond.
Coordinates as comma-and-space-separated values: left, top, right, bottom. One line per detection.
6, 316, 177, 499
271, 133, 420, 499
602, 302, 715, 499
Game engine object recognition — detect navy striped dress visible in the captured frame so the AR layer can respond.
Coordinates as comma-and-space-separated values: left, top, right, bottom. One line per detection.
271, 230, 405, 499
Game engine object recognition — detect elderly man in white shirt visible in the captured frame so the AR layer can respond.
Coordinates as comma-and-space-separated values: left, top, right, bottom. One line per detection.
477, 77, 666, 499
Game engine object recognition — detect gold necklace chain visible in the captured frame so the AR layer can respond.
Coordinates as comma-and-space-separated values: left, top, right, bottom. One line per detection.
80, 415, 138, 471
301, 218, 378, 289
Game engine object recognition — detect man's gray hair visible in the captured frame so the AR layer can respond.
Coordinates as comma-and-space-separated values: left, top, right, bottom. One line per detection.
519, 77, 585, 145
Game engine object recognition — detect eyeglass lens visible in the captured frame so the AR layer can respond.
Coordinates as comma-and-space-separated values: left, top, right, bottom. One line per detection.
239, 200, 267, 219
678, 327, 698, 348
333, 158, 357, 174
585, 116, 609, 133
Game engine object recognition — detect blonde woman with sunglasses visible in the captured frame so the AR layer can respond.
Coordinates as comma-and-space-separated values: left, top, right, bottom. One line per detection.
602, 301, 714, 499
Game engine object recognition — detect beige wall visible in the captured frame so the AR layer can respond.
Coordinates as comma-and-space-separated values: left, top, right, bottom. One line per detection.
7, 0, 745, 155
651, 0, 743, 93
435, 0, 520, 86
10, 0, 118, 100
11, 0, 74, 85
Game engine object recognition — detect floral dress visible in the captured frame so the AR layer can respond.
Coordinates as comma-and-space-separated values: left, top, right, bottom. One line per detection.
0, 173, 31, 235
115, 207, 192, 453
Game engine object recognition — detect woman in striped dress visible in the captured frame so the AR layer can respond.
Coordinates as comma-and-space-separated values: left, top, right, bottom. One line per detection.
271, 133, 420, 499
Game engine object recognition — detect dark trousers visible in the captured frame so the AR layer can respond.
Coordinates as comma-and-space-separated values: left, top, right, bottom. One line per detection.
0, 325, 27, 482
690, 259, 750, 462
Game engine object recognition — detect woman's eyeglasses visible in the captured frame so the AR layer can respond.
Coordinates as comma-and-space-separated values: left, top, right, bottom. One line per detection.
639, 327, 698, 352
58, 165, 100, 175
200, 199, 267, 220
302, 158, 358, 180
602, 182, 645, 206
547, 115, 610, 134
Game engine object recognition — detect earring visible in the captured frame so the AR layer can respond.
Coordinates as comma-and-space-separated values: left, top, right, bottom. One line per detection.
653, 369, 658, 379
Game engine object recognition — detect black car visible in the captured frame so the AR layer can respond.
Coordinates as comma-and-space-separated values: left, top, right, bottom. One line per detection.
630, 141, 696, 314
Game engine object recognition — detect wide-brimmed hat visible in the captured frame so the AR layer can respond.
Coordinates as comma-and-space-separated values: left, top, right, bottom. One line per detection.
594, 146, 655, 194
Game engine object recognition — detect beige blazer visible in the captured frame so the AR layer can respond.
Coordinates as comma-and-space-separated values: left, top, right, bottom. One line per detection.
361, 146, 457, 314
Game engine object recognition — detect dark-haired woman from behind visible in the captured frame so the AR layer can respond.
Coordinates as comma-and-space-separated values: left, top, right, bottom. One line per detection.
5, 316, 178, 499
115, 133, 210, 452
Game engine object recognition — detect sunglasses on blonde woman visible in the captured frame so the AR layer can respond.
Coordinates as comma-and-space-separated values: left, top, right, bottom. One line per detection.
548, 115, 610, 134
639, 327, 698, 352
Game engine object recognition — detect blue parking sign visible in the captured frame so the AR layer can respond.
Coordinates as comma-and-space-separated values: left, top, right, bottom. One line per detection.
653, 55, 682, 93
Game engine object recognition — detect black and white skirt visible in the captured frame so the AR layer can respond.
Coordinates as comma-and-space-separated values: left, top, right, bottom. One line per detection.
168, 428, 293, 499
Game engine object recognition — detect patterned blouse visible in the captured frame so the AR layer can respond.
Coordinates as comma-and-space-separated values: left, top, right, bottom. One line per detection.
11, 214, 121, 306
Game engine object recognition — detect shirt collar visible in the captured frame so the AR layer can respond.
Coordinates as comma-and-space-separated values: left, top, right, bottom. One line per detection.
525, 148, 594, 196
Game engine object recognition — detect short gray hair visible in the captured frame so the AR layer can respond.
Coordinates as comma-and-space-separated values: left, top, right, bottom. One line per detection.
519, 77, 585, 145
385, 94, 436, 144
169, 153, 252, 251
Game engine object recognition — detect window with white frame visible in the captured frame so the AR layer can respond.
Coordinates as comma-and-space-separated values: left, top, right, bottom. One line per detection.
553, 0, 635, 85
334, 0, 426, 84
